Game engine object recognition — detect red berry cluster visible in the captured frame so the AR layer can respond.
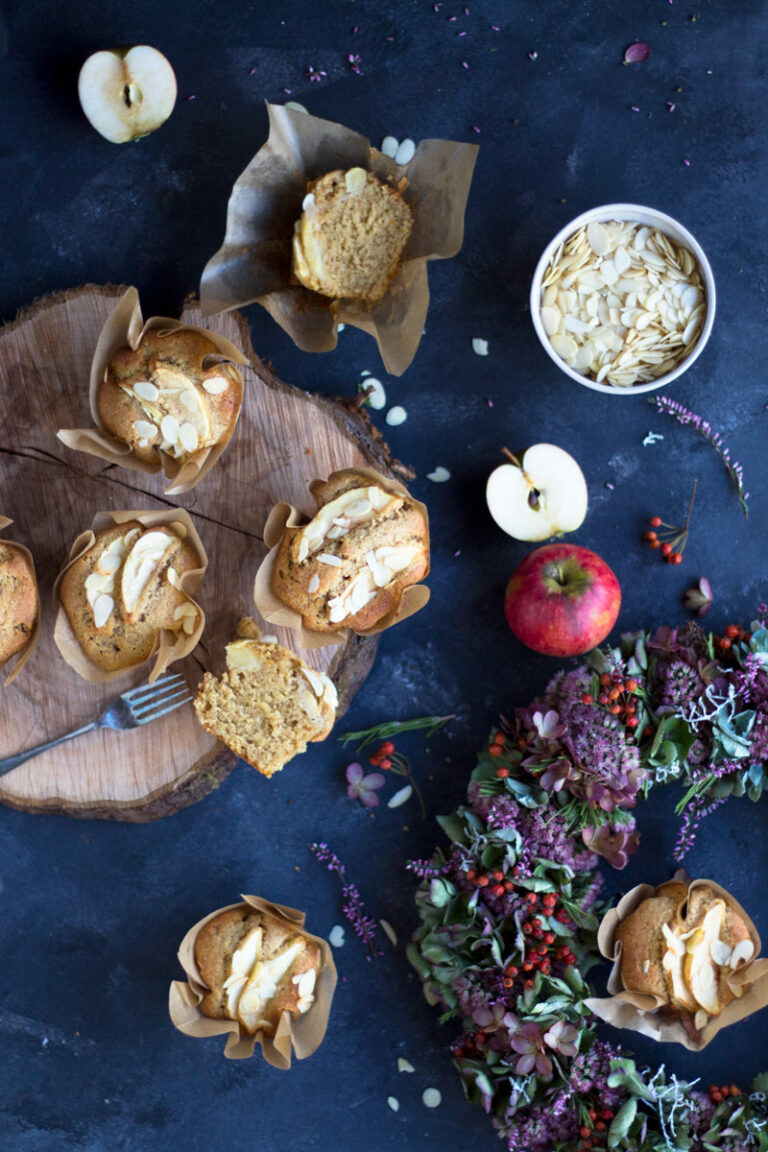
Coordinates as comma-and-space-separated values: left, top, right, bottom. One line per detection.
643, 514, 685, 564
714, 624, 751, 653
518, 891, 576, 989
369, 740, 395, 770
464, 865, 516, 900
576, 1107, 616, 1152
709, 1083, 741, 1105
582, 673, 640, 731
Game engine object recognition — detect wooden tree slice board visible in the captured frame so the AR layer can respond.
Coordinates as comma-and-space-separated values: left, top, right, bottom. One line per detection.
0, 286, 394, 820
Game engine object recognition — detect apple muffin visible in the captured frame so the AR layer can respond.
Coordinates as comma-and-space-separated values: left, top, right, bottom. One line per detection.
271, 469, 429, 633
195, 904, 320, 1037
59, 520, 202, 672
193, 624, 337, 777
0, 541, 39, 667
292, 167, 413, 303
96, 328, 243, 465
616, 882, 755, 1032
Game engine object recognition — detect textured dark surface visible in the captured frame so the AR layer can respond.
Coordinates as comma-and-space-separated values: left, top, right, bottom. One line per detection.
1, 2, 766, 1149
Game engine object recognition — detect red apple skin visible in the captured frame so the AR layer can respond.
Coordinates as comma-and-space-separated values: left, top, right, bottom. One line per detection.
504, 543, 621, 657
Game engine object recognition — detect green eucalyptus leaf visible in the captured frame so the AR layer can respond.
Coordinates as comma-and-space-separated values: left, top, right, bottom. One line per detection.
608, 1097, 638, 1146
436, 812, 470, 846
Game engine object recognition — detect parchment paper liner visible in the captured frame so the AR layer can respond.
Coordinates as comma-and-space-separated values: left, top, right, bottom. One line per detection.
53, 509, 207, 685
200, 102, 478, 376
0, 515, 40, 686
585, 876, 768, 1050
168, 895, 337, 1066
57, 287, 249, 495
253, 466, 430, 649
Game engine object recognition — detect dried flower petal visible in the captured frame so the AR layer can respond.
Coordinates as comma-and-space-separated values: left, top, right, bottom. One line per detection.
683, 577, 714, 617
623, 41, 650, 64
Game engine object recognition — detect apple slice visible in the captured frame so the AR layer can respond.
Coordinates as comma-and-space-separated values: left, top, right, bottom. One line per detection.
486, 444, 588, 542
78, 46, 177, 144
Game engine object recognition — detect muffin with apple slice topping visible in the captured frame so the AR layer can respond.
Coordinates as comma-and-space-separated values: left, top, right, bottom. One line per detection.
195, 904, 320, 1037
58, 519, 203, 673
96, 328, 243, 466
271, 469, 429, 634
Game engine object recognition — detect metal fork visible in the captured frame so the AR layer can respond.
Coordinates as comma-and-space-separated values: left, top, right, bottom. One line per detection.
0, 673, 193, 776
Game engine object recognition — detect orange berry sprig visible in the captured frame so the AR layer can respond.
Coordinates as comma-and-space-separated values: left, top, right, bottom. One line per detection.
642, 479, 698, 565
582, 672, 641, 731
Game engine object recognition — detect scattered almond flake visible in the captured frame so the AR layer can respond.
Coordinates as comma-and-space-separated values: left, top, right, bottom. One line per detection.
624, 41, 650, 64
285, 101, 308, 114
388, 784, 413, 808
337, 323, 345, 332
422, 1088, 442, 1108
397, 1058, 416, 1073
643, 431, 665, 446
472, 337, 489, 356
308, 574, 320, 594
359, 377, 386, 410
387, 1097, 400, 1113
379, 919, 398, 946
318, 553, 343, 567
360, 369, 371, 377
381, 135, 399, 158
394, 138, 416, 166
426, 466, 451, 483
386, 406, 407, 426
261, 634, 278, 643
328, 924, 346, 948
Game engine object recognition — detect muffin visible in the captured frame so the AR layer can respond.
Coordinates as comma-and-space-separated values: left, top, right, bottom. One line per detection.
59, 520, 203, 673
271, 469, 429, 633
615, 881, 755, 1029
195, 905, 320, 1037
96, 328, 243, 466
193, 623, 337, 776
0, 541, 39, 667
292, 167, 413, 303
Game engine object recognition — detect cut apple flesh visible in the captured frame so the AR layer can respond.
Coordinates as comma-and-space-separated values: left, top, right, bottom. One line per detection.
486, 443, 588, 542
78, 46, 177, 144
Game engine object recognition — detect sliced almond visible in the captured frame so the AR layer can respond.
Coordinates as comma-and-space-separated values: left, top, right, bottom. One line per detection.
133, 418, 158, 440
308, 574, 320, 594
92, 593, 114, 630
317, 553, 343, 567
344, 166, 368, 194
709, 939, 732, 967
202, 375, 230, 395
178, 422, 200, 454
729, 939, 755, 967
132, 380, 160, 402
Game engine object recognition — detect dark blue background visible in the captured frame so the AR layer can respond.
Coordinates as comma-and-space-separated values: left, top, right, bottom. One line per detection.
1, 2, 766, 1149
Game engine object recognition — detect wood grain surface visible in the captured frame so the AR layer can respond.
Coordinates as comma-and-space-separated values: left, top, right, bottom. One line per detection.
0, 286, 389, 820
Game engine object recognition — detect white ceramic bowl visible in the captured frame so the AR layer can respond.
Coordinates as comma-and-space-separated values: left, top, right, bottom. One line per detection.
529, 203, 716, 395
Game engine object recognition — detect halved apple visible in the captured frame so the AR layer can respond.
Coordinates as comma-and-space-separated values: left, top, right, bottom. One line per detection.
78, 46, 177, 144
486, 444, 588, 542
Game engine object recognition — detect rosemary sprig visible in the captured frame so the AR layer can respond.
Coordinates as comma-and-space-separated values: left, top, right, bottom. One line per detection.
339, 714, 455, 751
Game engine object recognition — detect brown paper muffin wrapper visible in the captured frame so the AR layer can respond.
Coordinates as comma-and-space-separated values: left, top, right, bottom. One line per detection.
585, 876, 768, 1050
57, 287, 248, 495
53, 509, 207, 684
199, 102, 478, 376
168, 895, 337, 1067
0, 515, 40, 685
253, 466, 430, 649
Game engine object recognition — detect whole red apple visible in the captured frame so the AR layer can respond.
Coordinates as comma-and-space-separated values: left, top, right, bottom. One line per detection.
504, 543, 621, 657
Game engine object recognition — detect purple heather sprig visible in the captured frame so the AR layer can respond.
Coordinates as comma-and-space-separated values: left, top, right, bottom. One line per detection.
650, 396, 749, 518
310, 842, 382, 959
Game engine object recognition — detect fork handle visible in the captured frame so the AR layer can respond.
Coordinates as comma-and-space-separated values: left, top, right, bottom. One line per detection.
0, 721, 99, 776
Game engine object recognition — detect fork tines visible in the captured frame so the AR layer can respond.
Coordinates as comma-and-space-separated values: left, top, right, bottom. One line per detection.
127, 674, 194, 721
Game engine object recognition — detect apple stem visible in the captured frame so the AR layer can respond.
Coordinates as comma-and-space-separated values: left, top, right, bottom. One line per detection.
501, 446, 521, 468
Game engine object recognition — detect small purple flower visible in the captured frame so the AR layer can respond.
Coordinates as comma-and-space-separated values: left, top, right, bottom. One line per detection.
346, 763, 385, 807
543, 1020, 579, 1057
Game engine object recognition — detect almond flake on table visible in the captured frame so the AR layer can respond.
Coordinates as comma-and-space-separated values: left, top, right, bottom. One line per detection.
381, 135, 399, 158
379, 918, 398, 946
472, 337, 489, 356
359, 377, 386, 410
387, 1096, 400, 1112
328, 924, 346, 948
397, 1058, 416, 1073
386, 406, 407, 426
422, 1088, 442, 1108
388, 784, 413, 808
394, 138, 415, 166
426, 466, 450, 482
